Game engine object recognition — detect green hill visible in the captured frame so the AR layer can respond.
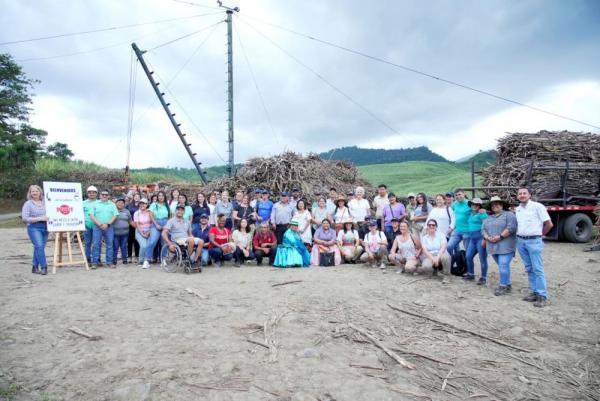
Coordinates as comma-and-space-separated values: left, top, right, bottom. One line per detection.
320, 146, 447, 166
358, 161, 479, 196
457, 150, 497, 171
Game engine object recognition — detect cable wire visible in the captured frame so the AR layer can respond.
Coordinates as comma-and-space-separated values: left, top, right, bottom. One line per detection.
0, 12, 221, 46
148, 19, 224, 50
232, 19, 280, 147
126, 49, 138, 169
241, 14, 600, 131
171, 0, 221, 10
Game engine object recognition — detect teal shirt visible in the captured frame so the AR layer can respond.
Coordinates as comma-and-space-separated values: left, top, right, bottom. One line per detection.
149, 202, 170, 220
83, 199, 97, 229
183, 205, 193, 222
91, 200, 118, 224
467, 212, 488, 232
452, 200, 471, 233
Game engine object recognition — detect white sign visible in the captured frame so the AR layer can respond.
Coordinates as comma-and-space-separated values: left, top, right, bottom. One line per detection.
43, 181, 85, 232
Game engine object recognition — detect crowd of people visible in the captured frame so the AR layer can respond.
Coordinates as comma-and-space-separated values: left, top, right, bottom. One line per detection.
22, 183, 553, 307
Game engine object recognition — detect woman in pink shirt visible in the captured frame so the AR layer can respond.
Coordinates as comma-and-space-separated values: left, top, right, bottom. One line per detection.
133, 198, 156, 269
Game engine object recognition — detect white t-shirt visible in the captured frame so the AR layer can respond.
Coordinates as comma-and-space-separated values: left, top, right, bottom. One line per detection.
232, 230, 251, 249
337, 229, 360, 246
515, 200, 550, 236
348, 198, 371, 223
373, 195, 389, 218
427, 207, 455, 237
363, 231, 387, 253
421, 231, 447, 256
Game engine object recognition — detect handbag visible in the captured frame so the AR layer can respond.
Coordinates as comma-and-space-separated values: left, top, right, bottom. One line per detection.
319, 251, 335, 266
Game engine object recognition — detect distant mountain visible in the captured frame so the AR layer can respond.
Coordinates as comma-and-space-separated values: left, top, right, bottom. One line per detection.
457, 150, 497, 171
319, 146, 447, 166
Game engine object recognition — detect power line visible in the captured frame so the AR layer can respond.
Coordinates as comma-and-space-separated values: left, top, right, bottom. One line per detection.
232, 19, 280, 147
241, 14, 600, 131
0, 12, 221, 46
148, 20, 223, 50
171, 0, 221, 10
237, 17, 401, 136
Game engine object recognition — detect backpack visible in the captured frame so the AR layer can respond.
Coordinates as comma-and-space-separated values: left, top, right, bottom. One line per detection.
451, 249, 467, 276
319, 251, 335, 267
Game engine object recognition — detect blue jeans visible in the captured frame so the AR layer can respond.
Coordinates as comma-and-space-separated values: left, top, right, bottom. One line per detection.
148, 218, 168, 262
135, 231, 151, 263
27, 222, 48, 268
447, 231, 470, 257
92, 225, 114, 264
209, 247, 234, 263
492, 252, 514, 286
84, 226, 94, 261
466, 231, 488, 278
113, 234, 129, 264
517, 238, 547, 298
200, 248, 210, 265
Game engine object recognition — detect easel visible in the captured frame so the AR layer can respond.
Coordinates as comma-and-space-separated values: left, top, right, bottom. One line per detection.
52, 231, 89, 274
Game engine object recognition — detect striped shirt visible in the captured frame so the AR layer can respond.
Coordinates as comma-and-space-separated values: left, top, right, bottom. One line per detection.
22, 200, 46, 225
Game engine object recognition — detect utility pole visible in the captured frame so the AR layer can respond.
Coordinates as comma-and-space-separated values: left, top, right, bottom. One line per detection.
218, 1, 239, 177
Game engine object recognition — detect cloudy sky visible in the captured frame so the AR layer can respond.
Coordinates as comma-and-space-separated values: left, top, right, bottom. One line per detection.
2, 0, 599, 169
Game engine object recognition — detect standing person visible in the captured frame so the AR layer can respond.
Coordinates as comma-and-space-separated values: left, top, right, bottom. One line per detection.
22, 185, 49, 275
168, 188, 180, 214
208, 214, 234, 266
290, 188, 302, 209
89, 190, 118, 269
83, 185, 99, 263
273, 219, 311, 268
332, 195, 351, 231
250, 188, 262, 209
515, 187, 553, 308
382, 193, 406, 236
112, 198, 132, 267
270, 191, 295, 244
133, 198, 155, 268
463, 198, 489, 284
482, 196, 517, 296
360, 220, 388, 270
384, 218, 402, 251
232, 190, 244, 209
348, 186, 371, 237
373, 184, 389, 230
410, 192, 430, 236
405, 193, 417, 231
232, 194, 255, 230
232, 218, 255, 267
311, 219, 342, 266
427, 194, 456, 239
162, 205, 203, 266
445, 192, 454, 207
192, 193, 210, 235
447, 188, 471, 273
256, 190, 274, 226
253, 222, 278, 266
192, 214, 211, 266
126, 192, 141, 263
420, 219, 451, 283
311, 197, 329, 231
310, 191, 322, 212
207, 193, 218, 227
177, 194, 193, 224
149, 191, 170, 263
293, 199, 313, 247
215, 190, 234, 230
337, 218, 363, 263
389, 221, 421, 274
326, 187, 338, 216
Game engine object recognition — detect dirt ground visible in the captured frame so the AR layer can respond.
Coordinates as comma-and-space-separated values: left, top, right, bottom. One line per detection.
1, 227, 599, 401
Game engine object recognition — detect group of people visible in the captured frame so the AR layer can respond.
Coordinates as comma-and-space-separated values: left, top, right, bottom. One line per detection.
22, 183, 553, 307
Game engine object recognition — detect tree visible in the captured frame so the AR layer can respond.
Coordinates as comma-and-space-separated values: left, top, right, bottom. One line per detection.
46, 142, 74, 161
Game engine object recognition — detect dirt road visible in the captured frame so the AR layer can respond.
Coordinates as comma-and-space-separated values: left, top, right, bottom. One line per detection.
1, 227, 599, 401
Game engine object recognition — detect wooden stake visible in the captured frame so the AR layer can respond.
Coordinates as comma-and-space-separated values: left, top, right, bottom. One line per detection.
52, 231, 89, 274
349, 324, 415, 370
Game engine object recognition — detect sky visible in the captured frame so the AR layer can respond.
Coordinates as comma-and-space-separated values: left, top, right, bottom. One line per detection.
2, 0, 599, 169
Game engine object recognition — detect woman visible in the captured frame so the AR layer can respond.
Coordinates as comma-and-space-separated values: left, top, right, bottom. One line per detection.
293, 199, 313, 247
177, 194, 193, 223
361, 221, 388, 270
311, 197, 329, 231
232, 194, 255, 230
337, 218, 363, 263
232, 218, 255, 267
273, 219, 311, 268
389, 221, 421, 274
348, 186, 371, 237
127, 192, 141, 263
331, 195, 351, 231
169, 188, 180, 214
426, 194, 456, 239
208, 193, 218, 226
420, 219, 451, 283
482, 196, 517, 296
192, 193, 210, 234
215, 190, 234, 230
22, 185, 49, 275
311, 219, 341, 266
411, 192, 430, 235
149, 191, 170, 262
132, 198, 156, 269
463, 198, 489, 284
150, 194, 158, 204
208, 214, 235, 266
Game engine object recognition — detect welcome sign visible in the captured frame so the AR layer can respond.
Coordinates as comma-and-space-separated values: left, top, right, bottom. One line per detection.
43, 181, 85, 232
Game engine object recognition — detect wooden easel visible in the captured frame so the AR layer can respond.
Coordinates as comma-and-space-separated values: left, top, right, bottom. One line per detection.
52, 231, 89, 274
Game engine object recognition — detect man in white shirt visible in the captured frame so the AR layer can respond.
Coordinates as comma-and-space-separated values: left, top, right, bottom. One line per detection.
373, 184, 389, 230
326, 187, 338, 215
515, 187, 553, 308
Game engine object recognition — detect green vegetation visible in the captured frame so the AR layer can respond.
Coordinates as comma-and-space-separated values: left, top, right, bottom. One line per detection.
457, 150, 497, 171
0, 383, 18, 401
358, 161, 480, 196
320, 146, 447, 166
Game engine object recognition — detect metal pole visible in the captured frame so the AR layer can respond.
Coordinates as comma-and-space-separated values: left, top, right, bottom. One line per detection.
226, 10, 234, 177
471, 159, 476, 198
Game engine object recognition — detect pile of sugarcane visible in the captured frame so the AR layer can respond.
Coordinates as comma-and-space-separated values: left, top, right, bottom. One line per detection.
481, 131, 600, 202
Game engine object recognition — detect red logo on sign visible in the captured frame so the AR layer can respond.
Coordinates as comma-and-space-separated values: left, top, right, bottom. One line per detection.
56, 205, 72, 215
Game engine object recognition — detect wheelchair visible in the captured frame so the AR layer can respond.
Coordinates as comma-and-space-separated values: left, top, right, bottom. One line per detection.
160, 240, 202, 274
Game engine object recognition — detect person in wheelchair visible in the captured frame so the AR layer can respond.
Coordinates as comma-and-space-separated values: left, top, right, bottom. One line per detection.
162, 205, 203, 266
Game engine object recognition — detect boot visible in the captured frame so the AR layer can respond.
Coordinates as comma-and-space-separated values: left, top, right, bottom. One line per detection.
40, 266, 48, 275
32, 265, 39, 274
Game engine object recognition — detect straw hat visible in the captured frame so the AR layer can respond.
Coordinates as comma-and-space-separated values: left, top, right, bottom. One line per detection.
468, 197, 483, 206
341, 217, 353, 225
336, 195, 347, 205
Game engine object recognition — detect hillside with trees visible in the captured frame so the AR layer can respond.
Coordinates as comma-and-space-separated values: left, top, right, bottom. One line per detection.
319, 146, 447, 166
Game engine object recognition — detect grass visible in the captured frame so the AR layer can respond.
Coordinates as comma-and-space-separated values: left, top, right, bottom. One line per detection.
0, 384, 18, 401
358, 161, 481, 196
0, 218, 23, 229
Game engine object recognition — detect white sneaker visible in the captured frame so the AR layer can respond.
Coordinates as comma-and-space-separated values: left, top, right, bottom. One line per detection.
161, 259, 167, 267
142, 261, 150, 269
379, 262, 386, 270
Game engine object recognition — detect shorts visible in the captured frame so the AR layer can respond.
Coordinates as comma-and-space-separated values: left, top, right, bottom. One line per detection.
175, 237, 201, 246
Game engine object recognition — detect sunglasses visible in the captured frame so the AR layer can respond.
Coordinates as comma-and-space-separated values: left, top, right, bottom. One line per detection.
427, 224, 437, 227
101, 193, 109, 196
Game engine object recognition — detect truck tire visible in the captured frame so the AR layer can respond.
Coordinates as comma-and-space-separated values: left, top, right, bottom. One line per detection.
563, 213, 593, 243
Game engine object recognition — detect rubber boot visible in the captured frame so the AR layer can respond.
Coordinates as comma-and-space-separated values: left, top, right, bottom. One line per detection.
40, 266, 48, 275
32, 265, 39, 274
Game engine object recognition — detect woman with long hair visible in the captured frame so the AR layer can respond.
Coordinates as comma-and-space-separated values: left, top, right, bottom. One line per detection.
132, 198, 156, 269
426, 194, 455, 239
311, 197, 329, 231
177, 193, 193, 223
293, 199, 313, 247
169, 188, 180, 214
192, 192, 210, 236
22, 185, 49, 275
149, 191, 170, 262
337, 218, 363, 263
389, 221, 421, 274
420, 219, 451, 283
207, 193, 218, 226
127, 192, 141, 262
411, 192, 430, 235
232, 218, 255, 267
215, 190, 234, 230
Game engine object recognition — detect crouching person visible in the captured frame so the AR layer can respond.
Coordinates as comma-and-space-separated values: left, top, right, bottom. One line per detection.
337, 218, 363, 263
389, 221, 421, 274
253, 222, 278, 266
360, 220, 388, 271
208, 214, 234, 267
162, 205, 203, 266
420, 219, 451, 283
232, 218, 255, 267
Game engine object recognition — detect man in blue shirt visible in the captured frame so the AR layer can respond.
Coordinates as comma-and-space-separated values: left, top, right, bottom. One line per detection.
447, 189, 471, 258
193, 213, 211, 266
256, 190, 274, 225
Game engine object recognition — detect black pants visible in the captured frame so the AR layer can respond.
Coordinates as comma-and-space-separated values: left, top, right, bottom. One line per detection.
127, 226, 139, 258
255, 246, 278, 265
275, 224, 288, 244
234, 247, 255, 263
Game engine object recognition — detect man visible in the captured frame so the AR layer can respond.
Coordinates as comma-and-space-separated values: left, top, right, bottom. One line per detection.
256, 190, 274, 225
112, 198, 132, 267
445, 192, 454, 207
89, 189, 118, 269
373, 184, 389, 230
381, 192, 406, 235
326, 187, 338, 216
515, 187, 553, 308
271, 191, 295, 244
290, 188, 302, 209
253, 222, 278, 265
208, 214, 234, 266
83, 185, 98, 263
193, 213, 211, 266
405, 193, 417, 230
250, 188, 262, 209
447, 189, 471, 258
311, 191, 322, 211
162, 205, 204, 266
232, 190, 244, 209
385, 218, 402, 251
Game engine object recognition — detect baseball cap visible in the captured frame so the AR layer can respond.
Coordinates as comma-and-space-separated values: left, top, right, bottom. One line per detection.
280, 191, 289, 197
261, 189, 269, 194
445, 191, 455, 197
175, 205, 185, 210
407, 192, 416, 198
254, 188, 262, 193
138, 198, 148, 204
87, 185, 98, 192
368, 220, 378, 227
391, 217, 400, 222
200, 213, 209, 219
292, 188, 300, 192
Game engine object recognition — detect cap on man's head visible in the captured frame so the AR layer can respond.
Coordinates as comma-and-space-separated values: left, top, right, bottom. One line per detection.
200, 213, 209, 219
175, 205, 185, 210
292, 188, 300, 192
445, 191, 455, 197
368, 220, 378, 227
280, 191, 289, 197
407, 192, 416, 198
289, 219, 299, 226
254, 188, 262, 193
139, 198, 148, 204
261, 189, 270, 194
87, 185, 98, 193
391, 217, 400, 223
